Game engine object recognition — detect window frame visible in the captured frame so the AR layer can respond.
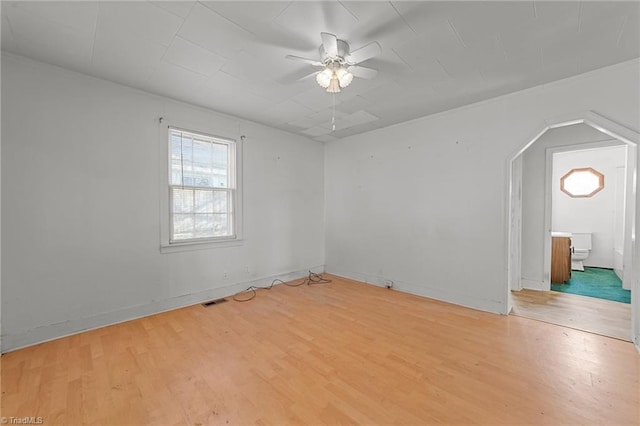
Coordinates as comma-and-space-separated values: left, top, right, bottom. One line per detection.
160, 123, 243, 253
560, 167, 605, 198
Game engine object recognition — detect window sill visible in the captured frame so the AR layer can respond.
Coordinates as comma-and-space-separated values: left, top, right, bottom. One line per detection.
160, 238, 243, 253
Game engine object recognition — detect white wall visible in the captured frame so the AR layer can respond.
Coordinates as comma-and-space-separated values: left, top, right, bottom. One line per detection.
3, 55, 640, 352
1, 54, 325, 352
0, 47, 2, 354
551, 145, 626, 268
325, 59, 640, 318
521, 125, 613, 289
508, 154, 523, 295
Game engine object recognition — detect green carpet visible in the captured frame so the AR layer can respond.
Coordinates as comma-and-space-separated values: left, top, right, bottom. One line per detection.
551, 267, 630, 303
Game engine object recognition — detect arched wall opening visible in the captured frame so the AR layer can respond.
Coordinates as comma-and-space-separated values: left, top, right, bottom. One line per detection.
507, 111, 639, 347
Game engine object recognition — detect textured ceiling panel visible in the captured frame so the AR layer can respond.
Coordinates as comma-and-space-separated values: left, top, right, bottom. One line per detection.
340, 2, 416, 49
98, 1, 182, 47
290, 88, 338, 112
200, 1, 290, 26
274, 1, 359, 44
6, 1, 98, 35
287, 117, 323, 130
1, 1, 639, 143
92, 22, 166, 86
194, 85, 274, 120
3, 4, 94, 70
254, 99, 313, 125
164, 36, 226, 76
178, 3, 254, 58
145, 61, 209, 97
335, 95, 374, 115
301, 126, 333, 137
151, 1, 195, 19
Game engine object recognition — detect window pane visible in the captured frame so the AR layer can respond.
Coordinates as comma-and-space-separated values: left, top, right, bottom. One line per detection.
193, 190, 230, 213
212, 143, 228, 187
212, 171, 228, 188
172, 188, 194, 213
170, 132, 230, 189
563, 171, 600, 195
212, 143, 227, 166
181, 160, 196, 186
193, 139, 211, 163
171, 159, 183, 185
195, 190, 214, 213
173, 214, 195, 240
212, 213, 230, 236
181, 136, 193, 162
171, 188, 233, 240
191, 163, 212, 187
213, 191, 229, 213
192, 139, 213, 187
195, 214, 214, 238
170, 134, 182, 160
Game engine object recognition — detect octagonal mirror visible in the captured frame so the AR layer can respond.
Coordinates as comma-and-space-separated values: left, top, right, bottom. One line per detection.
560, 167, 604, 198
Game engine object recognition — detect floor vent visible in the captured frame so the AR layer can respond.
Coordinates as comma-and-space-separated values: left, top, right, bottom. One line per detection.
201, 298, 228, 307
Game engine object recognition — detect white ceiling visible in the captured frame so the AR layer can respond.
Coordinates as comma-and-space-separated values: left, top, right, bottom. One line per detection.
2, 1, 639, 142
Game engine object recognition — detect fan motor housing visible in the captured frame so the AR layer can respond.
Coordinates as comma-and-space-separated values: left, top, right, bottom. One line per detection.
319, 39, 350, 64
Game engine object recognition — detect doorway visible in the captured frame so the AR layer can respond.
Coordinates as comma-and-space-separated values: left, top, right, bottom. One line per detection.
506, 112, 639, 344
549, 145, 631, 304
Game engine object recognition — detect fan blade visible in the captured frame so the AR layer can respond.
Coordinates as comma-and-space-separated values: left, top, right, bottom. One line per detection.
320, 32, 338, 58
347, 65, 378, 79
346, 42, 381, 65
297, 71, 320, 82
278, 67, 321, 84
285, 55, 324, 67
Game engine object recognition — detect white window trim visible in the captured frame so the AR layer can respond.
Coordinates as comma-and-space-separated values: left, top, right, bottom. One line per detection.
159, 121, 243, 253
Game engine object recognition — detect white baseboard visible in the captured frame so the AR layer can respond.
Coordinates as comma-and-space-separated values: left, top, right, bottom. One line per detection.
521, 278, 546, 291
1, 265, 324, 353
326, 266, 506, 314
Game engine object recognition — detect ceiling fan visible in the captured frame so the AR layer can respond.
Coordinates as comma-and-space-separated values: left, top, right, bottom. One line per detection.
286, 32, 381, 93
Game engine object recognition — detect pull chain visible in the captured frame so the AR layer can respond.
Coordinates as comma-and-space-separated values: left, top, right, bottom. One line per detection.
332, 93, 336, 131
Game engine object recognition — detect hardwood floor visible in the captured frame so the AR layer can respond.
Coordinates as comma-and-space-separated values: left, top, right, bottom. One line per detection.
511, 288, 632, 341
2, 275, 638, 425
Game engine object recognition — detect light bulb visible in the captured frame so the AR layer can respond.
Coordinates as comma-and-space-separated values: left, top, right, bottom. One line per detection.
335, 67, 353, 88
326, 75, 341, 93
316, 68, 332, 88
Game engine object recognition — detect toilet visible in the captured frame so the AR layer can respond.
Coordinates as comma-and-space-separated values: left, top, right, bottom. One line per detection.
571, 233, 592, 271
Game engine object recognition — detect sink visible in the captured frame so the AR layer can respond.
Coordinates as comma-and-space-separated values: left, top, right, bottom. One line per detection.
551, 231, 572, 237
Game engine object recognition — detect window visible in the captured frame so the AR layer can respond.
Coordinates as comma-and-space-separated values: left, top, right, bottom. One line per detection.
560, 167, 604, 198
168, 128, 237, 243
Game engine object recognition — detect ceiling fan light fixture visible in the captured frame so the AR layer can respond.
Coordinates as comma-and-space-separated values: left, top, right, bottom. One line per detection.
316, 68, 332, 88
336, 66, 353, 88
289, 32, 379, 94
326, 75, 341, 93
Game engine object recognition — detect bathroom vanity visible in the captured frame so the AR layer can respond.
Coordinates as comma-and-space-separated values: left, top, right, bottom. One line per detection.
551, 232, 572, 283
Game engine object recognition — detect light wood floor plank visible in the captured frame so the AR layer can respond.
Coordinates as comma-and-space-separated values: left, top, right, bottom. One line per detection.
1, 275, 638, 425
510, 288, 632, 341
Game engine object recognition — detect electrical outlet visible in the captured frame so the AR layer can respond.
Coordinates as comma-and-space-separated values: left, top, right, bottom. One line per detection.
384, 280, 393, 289
223, 270, 228, 278
245, 266, 250, 274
